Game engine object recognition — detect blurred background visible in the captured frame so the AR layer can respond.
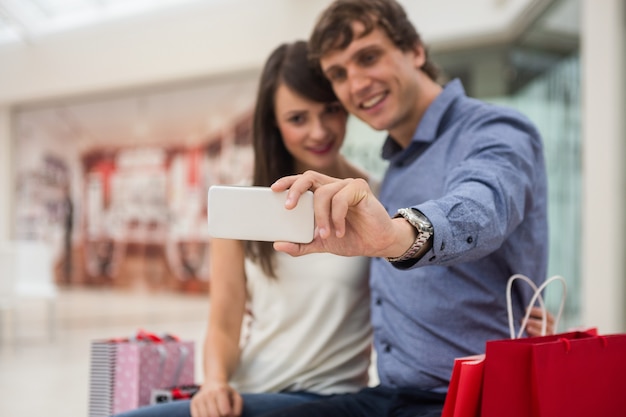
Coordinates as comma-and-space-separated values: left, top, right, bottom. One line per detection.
0, 0, 624, 415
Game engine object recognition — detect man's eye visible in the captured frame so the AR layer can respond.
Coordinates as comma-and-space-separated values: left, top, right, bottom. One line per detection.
360, 52, 378, 65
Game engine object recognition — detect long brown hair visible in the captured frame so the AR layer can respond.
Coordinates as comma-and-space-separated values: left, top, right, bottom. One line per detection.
245, 40, 339, 277
309, 0, 439, 81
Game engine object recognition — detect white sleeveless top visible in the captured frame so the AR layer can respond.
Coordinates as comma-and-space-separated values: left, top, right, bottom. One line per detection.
230, 251, 371, 394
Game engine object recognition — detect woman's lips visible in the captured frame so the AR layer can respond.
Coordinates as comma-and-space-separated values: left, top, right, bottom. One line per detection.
308, 141, 334, 155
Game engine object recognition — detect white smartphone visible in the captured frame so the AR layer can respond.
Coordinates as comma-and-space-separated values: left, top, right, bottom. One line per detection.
207, 185, 315, 243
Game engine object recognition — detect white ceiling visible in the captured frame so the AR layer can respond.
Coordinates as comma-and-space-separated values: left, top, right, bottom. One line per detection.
0, 0, 580, 46
0, 0, 227, 44
7, 0, 580, 151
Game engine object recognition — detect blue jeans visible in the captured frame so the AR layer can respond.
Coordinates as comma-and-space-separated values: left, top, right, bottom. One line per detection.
256, 386, 446, 417
112, 391, 328, 417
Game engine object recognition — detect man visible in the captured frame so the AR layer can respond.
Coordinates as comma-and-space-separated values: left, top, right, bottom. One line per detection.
267, 0, 548, 416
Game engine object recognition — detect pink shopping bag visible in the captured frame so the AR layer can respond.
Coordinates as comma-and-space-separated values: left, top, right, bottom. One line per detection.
88, 329, 195, 417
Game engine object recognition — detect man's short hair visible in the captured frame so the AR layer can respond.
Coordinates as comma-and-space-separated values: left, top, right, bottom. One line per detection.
309, 0, 439, 81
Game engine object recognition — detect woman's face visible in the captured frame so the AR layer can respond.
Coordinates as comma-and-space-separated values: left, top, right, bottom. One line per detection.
274, 83, 348, 173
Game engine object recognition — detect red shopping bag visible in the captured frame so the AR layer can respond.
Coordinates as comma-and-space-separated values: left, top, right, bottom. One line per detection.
442, 274, 565, 417
531, 332, 626, 416
441, 354, 485, 417
481, 329, 626, 417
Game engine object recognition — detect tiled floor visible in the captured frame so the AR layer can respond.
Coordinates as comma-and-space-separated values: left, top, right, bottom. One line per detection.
0, 287, 209, 417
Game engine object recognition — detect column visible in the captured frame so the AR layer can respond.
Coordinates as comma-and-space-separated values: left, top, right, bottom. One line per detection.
581, 0, 625, 332
0, 107, 13, 242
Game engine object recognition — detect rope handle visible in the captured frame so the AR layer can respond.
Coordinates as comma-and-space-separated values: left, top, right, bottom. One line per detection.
506, 274, 567, 339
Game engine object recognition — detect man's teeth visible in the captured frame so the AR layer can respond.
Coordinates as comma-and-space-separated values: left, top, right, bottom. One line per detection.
362, 93, 385, 109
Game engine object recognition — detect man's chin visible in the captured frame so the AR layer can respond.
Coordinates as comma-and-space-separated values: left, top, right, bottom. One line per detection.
358, 115, 390, 132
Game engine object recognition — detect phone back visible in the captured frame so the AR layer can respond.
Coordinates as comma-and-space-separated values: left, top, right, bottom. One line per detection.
207, 185, 314, 243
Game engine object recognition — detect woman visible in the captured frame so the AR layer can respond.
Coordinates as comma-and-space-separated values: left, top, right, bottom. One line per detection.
115, 40, 373, 417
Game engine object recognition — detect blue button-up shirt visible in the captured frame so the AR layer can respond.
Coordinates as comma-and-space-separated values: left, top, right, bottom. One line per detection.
371, 79, 548, 392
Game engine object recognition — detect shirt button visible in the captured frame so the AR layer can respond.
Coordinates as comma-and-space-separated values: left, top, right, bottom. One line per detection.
466, 236, 473, 244
440, 241, 445, 251
384, 344, 392, 353
375, 298, 382, 306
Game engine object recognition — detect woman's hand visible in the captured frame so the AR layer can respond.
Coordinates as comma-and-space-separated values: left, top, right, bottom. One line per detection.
524, 306, 556, 337
190, 381, 243, 417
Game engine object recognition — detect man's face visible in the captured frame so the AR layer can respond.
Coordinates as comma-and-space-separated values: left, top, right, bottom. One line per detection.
319, 21, 425, 137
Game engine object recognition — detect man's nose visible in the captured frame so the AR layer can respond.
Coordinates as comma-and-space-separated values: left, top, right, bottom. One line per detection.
347, 69, 371, 95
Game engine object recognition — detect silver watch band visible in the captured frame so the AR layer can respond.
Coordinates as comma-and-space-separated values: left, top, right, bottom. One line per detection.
386, 208, 433, 263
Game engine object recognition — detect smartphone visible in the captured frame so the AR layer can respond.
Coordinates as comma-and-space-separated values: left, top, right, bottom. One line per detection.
207, 185, 315, 243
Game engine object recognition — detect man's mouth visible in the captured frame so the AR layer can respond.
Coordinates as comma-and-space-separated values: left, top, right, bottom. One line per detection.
360, 92, 386, 110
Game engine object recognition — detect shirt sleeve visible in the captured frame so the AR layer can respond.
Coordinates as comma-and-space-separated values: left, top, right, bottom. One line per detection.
411, 110, 544, 268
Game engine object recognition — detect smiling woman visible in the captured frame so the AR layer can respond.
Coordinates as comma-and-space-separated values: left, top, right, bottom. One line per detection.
106, 39, 374, 417
274, 83, 347, 173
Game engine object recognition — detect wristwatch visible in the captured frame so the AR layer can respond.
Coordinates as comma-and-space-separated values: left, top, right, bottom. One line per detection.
386, 208, 434, 263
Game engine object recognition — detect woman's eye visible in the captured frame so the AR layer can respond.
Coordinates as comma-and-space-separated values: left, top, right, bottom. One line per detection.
288, 114, 305, 124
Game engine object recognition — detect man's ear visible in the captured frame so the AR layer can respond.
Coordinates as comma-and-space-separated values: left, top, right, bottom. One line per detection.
412, 44, 426, 69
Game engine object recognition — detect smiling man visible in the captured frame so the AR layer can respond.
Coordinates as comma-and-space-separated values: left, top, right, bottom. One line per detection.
315, 16, 440, 146
266, 1, 549, 416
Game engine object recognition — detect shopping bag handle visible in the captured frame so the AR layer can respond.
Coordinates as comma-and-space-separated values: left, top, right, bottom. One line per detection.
506, 274, 567, 339
171, 345, 190, 387
133, 329, 181, 343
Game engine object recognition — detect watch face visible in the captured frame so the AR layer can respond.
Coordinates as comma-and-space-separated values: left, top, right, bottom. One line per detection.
407, 209, 433, 233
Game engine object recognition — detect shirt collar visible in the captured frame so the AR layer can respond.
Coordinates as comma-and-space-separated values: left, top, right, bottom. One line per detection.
382, 78, 465, 160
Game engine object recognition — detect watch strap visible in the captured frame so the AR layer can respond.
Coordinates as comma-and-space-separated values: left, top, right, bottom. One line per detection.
386, 208, 433, 263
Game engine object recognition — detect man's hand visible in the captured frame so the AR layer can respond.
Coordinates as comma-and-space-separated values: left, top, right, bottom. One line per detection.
190, 382, 243, 417
271, 171, 413, 258
524, 306, 556, 337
